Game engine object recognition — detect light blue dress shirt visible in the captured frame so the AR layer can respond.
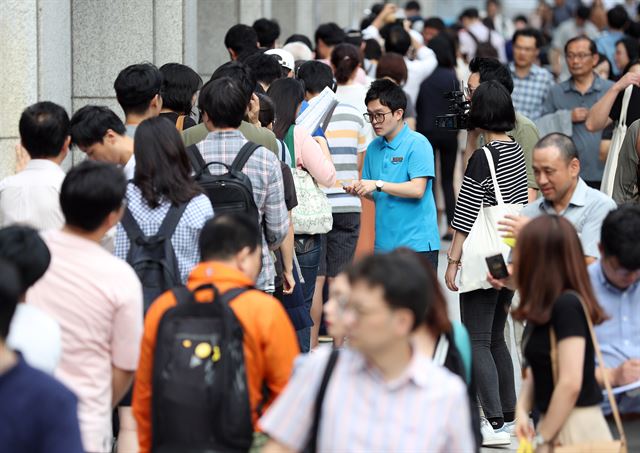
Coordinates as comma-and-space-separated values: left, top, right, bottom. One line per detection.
589, 261, 640, 414
521, 178, 616, 258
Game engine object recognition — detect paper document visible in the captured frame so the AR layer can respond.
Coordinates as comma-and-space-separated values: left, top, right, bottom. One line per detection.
296, 86, 338, 134
603, 379, 640, 396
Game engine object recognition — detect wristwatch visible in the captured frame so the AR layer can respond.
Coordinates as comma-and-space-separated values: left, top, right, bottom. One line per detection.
375, 180, 385, 192
532, 433, 550, 449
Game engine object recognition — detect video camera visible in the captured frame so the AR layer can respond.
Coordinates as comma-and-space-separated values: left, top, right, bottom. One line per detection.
435, 91, 470, 130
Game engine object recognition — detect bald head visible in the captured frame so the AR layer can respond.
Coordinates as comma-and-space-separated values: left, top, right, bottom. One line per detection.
534, 133, 578, 163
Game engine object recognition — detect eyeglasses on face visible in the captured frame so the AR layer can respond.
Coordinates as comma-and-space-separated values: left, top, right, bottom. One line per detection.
363, 111, 394, 124
566, 52, 593, 61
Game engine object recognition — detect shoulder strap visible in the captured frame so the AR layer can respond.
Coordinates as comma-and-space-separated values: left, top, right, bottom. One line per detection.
186, 144, 207, 173
157, 202, 189, 239
307, 349, 340, 453
218, 287, 251, 305
550, 292, 627, 446
172, 286, 194, 305
284, 125, 296, 168
619, 85, 633, 127
467, 29, 480, 44
452, 321, 473, 385
230, 142, 261, 173
120, 206, 145, 242
433, 334, 450, 367
482, 146, 504, 205
176, 115, 186, 132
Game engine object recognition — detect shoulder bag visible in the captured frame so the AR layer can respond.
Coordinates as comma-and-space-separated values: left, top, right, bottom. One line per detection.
601, 85, 633, 196
459, 146, 523, 293
284, 125, 333, 235
548, 293, 627, 453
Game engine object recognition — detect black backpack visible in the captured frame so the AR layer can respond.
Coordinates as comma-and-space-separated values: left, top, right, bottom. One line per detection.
120, 203, 187, 314
186, 143, 261, 225
467, 29, 499, 59
152, 283, 253, 452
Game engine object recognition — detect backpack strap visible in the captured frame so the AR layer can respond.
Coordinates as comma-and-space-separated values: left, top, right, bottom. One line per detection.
156, 202, 189, 241
284, 125, 296, 168
307, 349, 340, 453
186, 144, 207, 174
230, 142, 261, 173
172, 286, 194, 305
120, 206, 145, 243
451, 321, 473, 385
218, 287, 252, 305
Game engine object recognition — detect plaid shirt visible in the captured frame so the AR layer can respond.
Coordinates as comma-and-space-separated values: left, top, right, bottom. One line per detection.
197, 130, 289, 291
114, 184, 214, 283
510, 63, 554, 120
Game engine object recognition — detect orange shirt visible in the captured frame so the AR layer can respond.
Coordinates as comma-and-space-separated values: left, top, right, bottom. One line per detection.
132, 261, 300, 453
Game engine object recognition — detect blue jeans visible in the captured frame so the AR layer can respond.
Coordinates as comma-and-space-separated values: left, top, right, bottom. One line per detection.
294, 234, 321, 353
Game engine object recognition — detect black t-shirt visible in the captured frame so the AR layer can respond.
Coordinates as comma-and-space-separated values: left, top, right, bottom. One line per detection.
273, 163, 298, 287
415, 66, 460, 138
609, 86, 640, 126
523, 292, 602, 413
159, 111, 197, 131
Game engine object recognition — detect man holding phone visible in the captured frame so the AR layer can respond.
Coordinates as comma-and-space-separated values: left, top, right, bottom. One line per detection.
345, 79, 439, 268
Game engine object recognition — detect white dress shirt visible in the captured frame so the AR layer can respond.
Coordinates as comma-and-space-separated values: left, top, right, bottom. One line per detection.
0, 159, 65, 230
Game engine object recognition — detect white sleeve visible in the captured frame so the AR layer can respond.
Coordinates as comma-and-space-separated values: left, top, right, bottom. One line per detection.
361, 25, 381, 42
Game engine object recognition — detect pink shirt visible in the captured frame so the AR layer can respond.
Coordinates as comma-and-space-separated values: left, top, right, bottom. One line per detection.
293, 126, 336, 188
27, 230, 143, 453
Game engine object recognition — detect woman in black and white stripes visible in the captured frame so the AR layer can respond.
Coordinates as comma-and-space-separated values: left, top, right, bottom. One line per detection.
444, 80, 528, 446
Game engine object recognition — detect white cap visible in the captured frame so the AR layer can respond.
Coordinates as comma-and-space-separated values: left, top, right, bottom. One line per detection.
265, 49, 295, 71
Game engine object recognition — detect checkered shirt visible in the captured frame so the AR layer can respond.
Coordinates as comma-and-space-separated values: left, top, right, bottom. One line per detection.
196, 130, 289, 291
114, 183, 214, 283
510, 63, 555, 120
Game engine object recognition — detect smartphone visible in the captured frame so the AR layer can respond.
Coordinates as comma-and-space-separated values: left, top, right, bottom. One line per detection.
485, 254, 509, 280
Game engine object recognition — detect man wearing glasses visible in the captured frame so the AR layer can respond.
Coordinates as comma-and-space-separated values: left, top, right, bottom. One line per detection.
539, 36, 614, 189
345, 79, 439, 269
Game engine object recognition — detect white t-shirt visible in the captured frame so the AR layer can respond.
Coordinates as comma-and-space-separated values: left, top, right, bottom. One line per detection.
7, 303, 61, 374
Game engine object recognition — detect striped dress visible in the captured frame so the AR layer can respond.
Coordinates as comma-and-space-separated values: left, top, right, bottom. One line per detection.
451, 140, 528, 234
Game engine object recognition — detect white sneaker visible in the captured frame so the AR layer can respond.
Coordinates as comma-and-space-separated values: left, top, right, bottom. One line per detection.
496, 420, 516, 437
481, 417, 511, 446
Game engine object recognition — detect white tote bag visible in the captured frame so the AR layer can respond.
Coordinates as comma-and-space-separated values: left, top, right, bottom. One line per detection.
601, 85, 633, 196
291, 168, 333, 235
459, 147, 523, 293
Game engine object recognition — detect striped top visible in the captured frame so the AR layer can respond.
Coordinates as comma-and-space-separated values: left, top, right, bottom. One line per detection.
451, 140, 528, 234
259, 345, 474, 452
324, 103, 372, 213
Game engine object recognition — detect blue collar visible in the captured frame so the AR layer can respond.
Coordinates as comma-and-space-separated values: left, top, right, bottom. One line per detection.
383, 123, 410, 150
540, 178, 589, 212
561, 74, 606, 94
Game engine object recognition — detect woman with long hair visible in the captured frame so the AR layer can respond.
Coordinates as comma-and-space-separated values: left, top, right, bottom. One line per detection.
444, 80, 528, 446
114, 117, 213, 284
267, 78, 335, 352
513, 215, 611, 452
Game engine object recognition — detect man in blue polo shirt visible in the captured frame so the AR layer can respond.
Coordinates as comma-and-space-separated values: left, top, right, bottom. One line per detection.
347, 79, 439, 267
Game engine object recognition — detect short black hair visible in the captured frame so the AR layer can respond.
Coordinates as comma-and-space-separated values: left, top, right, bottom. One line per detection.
60, 160, 126, 232
468, 80, 515, 132
224, 24, 259, 58
199, 77, 247, 129
244, 52, 283, 87
365, 78, 407, 113
564, 36, 598, 57
19, 102, 70, 159
534, 133, 578, 162
253, 18, 280, 48
601, 204, 640, 270
345, 29, 363, 47
405, 1, 421, 11
576, 5, 591, 21
512, 28, 543, 49
460, 8, 480, 20
315, 23, 346, 47
284, 33, 314, 51
0, 259, 21, 340
0, 226, 50, 294
513, 15, 528, 25
159, 63, 203, 115
364, 39, 382, 60
469, 57, 514, 94
296, 60, 335, 94
199, 214, 261, 261
383, 24, 411, 56
69, 105, 126, 149
256, 93, 275, 128
210, 61, 256, 107
428, 34, 456, 68
608, 5, 629, 30
114, 63, 162, 116
347, 253, 430, 331
424, 17, 446, 31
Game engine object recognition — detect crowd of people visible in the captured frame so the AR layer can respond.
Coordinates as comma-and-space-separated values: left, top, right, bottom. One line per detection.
1, 1, 640, 452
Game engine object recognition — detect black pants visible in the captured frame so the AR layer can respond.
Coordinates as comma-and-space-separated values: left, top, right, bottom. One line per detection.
427, 133, 458, 225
